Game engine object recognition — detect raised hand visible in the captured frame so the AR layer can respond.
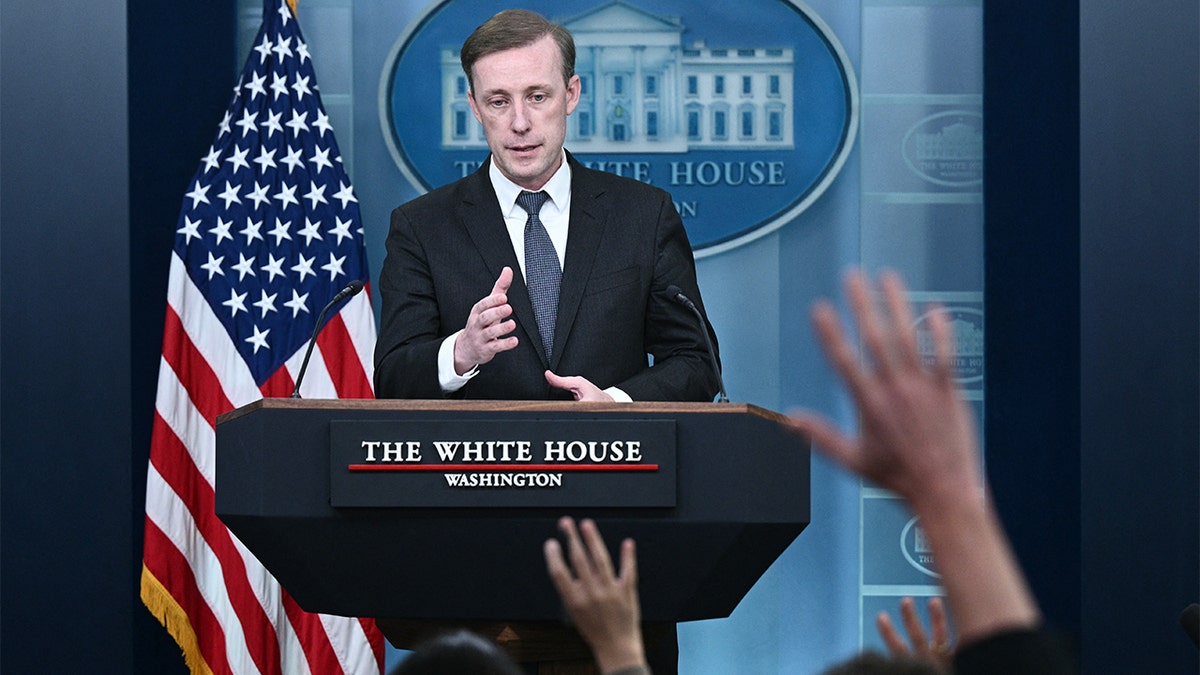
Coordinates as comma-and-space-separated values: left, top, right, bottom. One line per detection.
453, 266, 519, 374
544, 517, 645, 674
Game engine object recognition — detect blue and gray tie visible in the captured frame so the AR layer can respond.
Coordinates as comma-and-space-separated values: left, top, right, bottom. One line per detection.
517, 190, 561, 361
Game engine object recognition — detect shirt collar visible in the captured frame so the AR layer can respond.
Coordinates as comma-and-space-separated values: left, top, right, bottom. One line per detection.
489, 151, 572, 215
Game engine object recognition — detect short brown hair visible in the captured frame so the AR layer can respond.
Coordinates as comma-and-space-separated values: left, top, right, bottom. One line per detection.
459, 9, 576, 92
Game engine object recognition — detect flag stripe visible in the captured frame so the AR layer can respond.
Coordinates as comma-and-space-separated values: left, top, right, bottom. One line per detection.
316, 312, 373, 398
162, 304, 235, 427
149, 412, 283, 674
143, 519, 230, 675
146, 465, 265, 675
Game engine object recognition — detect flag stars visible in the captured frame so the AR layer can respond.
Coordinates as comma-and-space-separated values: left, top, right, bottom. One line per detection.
253, 290, 278, 318
218, 110, 232, 137
253, 147, 277, 173
200, 252, 225, 280
240, 217, 264, 245
277, 1, 292, 26
303, 182, 328, 210
332, 181, 357, 209
321, 253, 347, 281
292, 74, 312, 99
263, 109, 284, 138
281, 146, 304, 173
245, 72, 267, 100
202, 146, 221, 172
273, 35, 293, 62
246, 182, 271, 210
270, 71, 289, 100
185, 182, 211, 209
296, 40, 311, 65
262, 252, 287, 282
245, 325, 271, 354
309, 145, 333, 173
292, 253, 316, 281
235, 108, 258, 137
254, 34, 273, 64
299, 217, 324, 245
231, 253, 257, 281
269, 218, 292, 246
226, 145, 251, 174
284, 289, 310, 317
274, 182, 299, 210
286, 109, 309, 137
223, 288, 249, 317
210, 217, 234, 245
313, 109, 332, 138
178, 215, 202, 244
329, 217, 354, 245
218, 181, 243, 209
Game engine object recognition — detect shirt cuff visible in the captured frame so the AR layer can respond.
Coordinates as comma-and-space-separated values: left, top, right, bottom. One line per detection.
438, 330, 478, 393
604, 386, 633, 403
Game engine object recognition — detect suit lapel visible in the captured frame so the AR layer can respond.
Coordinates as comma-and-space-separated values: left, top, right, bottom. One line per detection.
459, 161, 549, 369
551, 157, 607, 371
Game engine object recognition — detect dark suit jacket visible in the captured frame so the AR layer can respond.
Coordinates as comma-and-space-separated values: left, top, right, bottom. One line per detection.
374, 153, 720, 402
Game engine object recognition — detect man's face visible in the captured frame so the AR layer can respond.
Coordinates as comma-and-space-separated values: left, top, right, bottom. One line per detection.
468, 35, 581, 191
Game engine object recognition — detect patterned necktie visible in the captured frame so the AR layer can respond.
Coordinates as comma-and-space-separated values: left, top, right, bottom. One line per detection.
517, 190, 560, 361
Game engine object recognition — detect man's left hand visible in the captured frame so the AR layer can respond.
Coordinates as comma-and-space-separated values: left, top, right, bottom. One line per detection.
545, 370, 613, 401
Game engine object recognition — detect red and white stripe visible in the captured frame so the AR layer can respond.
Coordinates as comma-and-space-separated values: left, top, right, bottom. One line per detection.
142, 252, 383, 675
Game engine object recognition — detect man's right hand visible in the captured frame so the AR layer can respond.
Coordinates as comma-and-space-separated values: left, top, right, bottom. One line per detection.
453, 266, 519, 375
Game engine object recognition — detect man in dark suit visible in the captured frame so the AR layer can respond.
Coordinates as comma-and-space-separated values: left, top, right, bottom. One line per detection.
374, 9, 719, 403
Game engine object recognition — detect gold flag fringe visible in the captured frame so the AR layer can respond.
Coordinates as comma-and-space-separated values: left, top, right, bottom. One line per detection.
141, 564, 215, 675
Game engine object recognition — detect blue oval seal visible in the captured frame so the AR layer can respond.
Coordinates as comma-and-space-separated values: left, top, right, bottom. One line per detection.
379, 0, 857, 256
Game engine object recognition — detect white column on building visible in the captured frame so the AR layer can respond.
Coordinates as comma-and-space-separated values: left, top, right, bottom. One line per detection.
633, 45, 645, 140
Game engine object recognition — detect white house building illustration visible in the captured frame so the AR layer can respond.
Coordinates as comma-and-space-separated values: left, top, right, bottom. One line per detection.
440, 0, 795, 152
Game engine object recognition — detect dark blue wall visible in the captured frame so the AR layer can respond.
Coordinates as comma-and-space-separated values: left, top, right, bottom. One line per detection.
985, 1, 1199, 673
1, 1, 232, 671
1078, 1, 1199, 672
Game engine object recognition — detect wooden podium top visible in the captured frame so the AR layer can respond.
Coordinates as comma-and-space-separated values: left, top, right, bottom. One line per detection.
218, 397, 788, 425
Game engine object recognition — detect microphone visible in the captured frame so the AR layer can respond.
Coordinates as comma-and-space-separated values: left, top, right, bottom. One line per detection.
1181, 603, 1200, 648
665, 284, 728, 403
291, 280, 365, 398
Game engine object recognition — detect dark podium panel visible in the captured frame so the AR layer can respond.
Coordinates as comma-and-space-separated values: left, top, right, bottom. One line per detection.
215, 399, 809, 624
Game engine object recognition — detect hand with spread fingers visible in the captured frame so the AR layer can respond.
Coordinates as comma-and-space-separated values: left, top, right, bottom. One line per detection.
877, 597, 954, 671
544, 517, 647, 675
790, 270, 1042, 650
787, 270, 981, 512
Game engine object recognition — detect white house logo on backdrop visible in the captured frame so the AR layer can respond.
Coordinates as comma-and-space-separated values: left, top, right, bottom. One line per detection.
902, 111, 983, 187
380, 0, 857, 256
901, 516, 940, 578
915, 306, 984, 385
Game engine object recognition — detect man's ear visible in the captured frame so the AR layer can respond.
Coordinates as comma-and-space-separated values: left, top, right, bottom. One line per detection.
565, 75, 581, 116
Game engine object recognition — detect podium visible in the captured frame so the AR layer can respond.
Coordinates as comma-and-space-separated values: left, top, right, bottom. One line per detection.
215, 399, 809, 666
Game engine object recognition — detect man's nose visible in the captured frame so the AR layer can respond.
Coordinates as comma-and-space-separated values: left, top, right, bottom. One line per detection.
511, 102, 531, 132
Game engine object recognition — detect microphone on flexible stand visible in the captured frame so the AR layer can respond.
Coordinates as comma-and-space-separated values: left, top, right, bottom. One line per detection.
665, 284, 728, 403
291, 280, 364, 398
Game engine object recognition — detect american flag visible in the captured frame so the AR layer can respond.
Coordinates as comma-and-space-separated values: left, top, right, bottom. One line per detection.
140, 0, 383, 673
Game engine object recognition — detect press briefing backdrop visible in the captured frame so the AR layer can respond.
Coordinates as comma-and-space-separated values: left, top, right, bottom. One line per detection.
1, 0, 1196, 672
